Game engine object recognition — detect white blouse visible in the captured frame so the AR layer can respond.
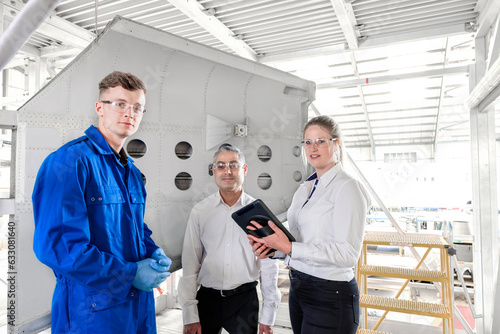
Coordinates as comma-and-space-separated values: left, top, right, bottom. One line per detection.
285, 163, 371, 281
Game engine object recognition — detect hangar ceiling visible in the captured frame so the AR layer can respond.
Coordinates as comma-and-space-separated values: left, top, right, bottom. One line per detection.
1, 0, 499, 153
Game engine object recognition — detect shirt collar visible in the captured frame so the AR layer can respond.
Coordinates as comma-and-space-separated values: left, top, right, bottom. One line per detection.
305, 172, 318, 181
305, 163, 343, 185
213, 189, 250, 208
110, 146, 129, 166
85, 125, 134, 163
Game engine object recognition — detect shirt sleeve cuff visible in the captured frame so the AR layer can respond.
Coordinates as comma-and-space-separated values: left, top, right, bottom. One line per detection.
259, 304, 277, 326
272, 250, 286, 260
290, 242, 306, 259
182, 305, 200, 325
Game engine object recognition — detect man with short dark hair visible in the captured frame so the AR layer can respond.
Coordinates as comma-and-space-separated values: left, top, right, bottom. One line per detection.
33, 71, 171, 333
178, 145, 280, 334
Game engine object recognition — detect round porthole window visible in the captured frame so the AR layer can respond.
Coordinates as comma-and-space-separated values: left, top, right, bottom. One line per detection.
175, 141, 193, 160
175, 172, 193, 190
257, 145, 272, 162
257, 173, 272, 190
127, 139, 147, 158
292, 146, 301, 157
293, 171, 302, 182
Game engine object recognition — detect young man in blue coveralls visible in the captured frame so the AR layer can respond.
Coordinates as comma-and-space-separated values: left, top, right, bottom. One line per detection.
32, 71, 171, 334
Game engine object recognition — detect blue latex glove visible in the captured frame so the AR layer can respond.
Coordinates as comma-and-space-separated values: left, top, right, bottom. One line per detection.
150, 248, 172, 272
132, 258, 170, 291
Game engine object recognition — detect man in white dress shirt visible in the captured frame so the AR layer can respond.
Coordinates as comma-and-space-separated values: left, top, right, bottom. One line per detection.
178, 145, 280, 334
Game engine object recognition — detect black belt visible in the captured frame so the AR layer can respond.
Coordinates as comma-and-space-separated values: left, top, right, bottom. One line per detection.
200, 281, 258, 298
289, 268, 331, 282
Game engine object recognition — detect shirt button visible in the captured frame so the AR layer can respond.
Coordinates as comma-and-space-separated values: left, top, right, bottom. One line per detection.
91, 197, 95, 201
92, 303, 96, 307
131, 292, 134, 297
98, 197, 102, 201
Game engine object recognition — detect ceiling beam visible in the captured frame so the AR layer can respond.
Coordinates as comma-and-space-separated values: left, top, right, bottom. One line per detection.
3, 57, 28, 70
359, 24, 469, 49
372, 129, 436, 136
3, 0, 94, 49
433, 38, 451, 156
373, 140, 435, 146
0, 0, 61, 71
329, 0, 359, 49
317, 65, 469, 89
166, 0, 257, 61
345, 122, 437, 130
0, 94, 32, 107
465, 50, 500, 110
363, 115, 438, 124
356, 84, 375, 159
433, 77, 448, 156
261, 44, 347, 63
486, 15, 500, 69
475, 0, 500, 38
261, 24, 468, 63
40, 44, 81, 58
309, 103, 321, 116
17, 43, 41, 58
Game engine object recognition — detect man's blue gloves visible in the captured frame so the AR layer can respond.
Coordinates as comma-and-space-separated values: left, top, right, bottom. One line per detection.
132, 258, 170, 291
150, 248, 172, 272
132, 248, 172, 291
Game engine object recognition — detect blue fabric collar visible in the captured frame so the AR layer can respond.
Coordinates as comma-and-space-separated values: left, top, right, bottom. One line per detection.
305, 172, 318, 181
84, 125, 134, 163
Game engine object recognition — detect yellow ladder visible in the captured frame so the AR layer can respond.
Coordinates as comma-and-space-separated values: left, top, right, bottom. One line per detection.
357, 232, 454, 334
356, 329, 392, 334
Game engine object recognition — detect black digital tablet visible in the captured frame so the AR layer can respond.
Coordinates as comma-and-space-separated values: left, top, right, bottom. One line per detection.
231, 199, 296, 245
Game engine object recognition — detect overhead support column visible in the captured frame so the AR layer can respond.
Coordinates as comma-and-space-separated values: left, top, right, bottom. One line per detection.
329, 0, 376, 158
433, 38, 451, 159
166, 0, 257, 61
309, 103, 321, 116
486, 16, 500, 69
329, 0, 360, 49
0, 0, 62, 71
468, 36, 498, 334
0, 3, 4, 109
356, 85, 375, 160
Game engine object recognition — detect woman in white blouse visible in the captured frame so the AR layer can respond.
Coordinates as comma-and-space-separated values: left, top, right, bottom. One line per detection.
248, 115, 371, 334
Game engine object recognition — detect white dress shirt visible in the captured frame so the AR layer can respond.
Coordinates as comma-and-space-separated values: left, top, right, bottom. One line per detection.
178, 190, 280, 326
285, 163, 371, 281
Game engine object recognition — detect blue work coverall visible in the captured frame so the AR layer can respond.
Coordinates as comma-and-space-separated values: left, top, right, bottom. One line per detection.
33, 125, 159, 334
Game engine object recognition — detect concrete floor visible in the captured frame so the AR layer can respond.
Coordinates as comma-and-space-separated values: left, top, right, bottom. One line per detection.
3, 301, 470, 334
155, 307, 469, 334
156, 306, 293, 334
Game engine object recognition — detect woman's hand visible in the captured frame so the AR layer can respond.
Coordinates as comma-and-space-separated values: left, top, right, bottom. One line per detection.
248, 236, 274, 259
247, 220, 292, 258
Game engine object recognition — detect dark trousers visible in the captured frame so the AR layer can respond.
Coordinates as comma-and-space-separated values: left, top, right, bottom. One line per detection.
289, 269, 359, 334
196, 285, 259, 334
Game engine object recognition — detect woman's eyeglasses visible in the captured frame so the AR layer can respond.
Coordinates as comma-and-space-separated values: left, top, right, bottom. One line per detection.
301, 138, 337, 149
